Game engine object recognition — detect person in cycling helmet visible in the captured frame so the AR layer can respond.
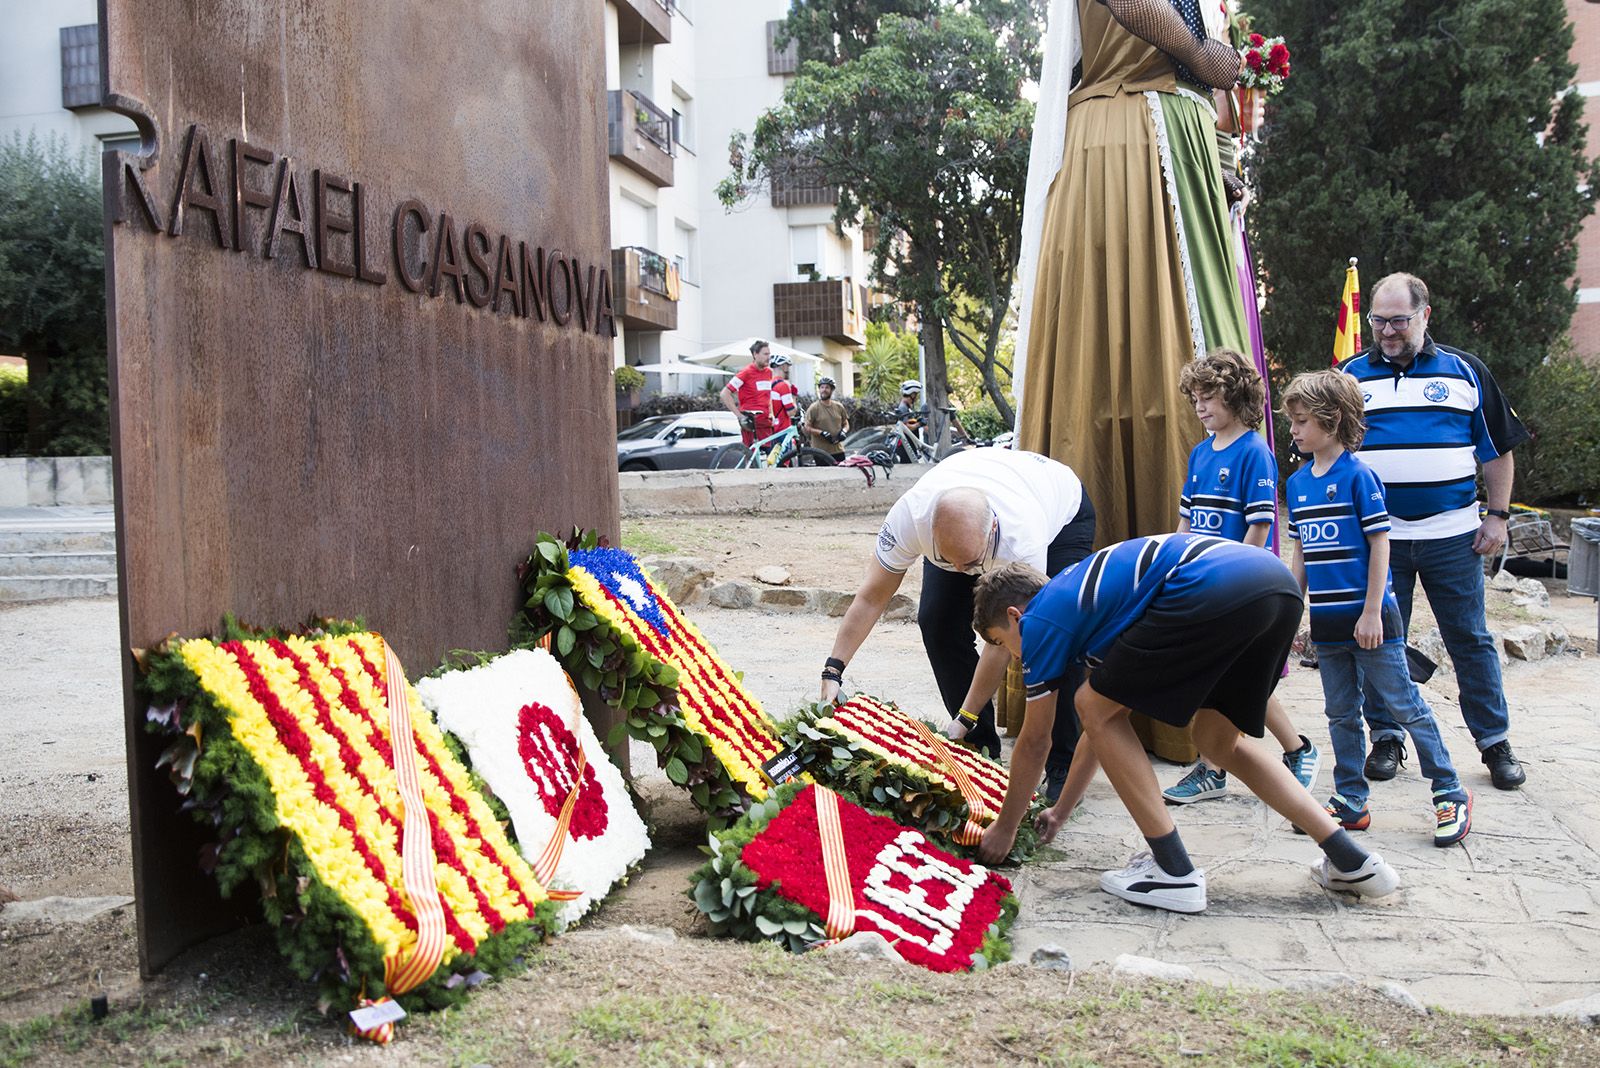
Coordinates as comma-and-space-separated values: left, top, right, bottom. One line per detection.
768, 354, 800, 433
892, 379, 929, 434
803, 375, 849, 458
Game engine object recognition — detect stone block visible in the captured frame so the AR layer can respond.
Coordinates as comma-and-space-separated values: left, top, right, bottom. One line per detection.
824, 931, 901, 963
1029, 944, 1073, 971
82, 456, 114, 504
0, 459, 25, 507
707, 581, 756, 609
755, 565, 791, 586
1502, 625, 1547, 661
1412, 629, 1452, 675
640, 557, 714, 604
882, 593, 916, 621
816, 589, 856, 617
53, 458, 87, 505
1112, 954, 1194, 982
1513, 577, 1552, 609
25, 458, 55, 506
1489, 569, 1519, 592
1376, 981, 1429, 1015
1544, 621, 1570, 656
758, 587, 812, 610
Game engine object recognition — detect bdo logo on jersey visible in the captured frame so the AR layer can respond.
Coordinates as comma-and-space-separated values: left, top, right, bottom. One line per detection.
1423, 381, 1450, 403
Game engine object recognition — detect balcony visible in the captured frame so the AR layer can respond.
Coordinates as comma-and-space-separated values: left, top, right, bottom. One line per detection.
608, 89, 675, 188
766, 20, 799, 76
769, 155, 835, 208
612, 246, 678, 332
613, 0, 672, 46
773, 279, 866, 346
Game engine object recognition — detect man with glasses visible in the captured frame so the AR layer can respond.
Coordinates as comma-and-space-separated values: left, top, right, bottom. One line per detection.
1339, 273, 1531, 789
818, 449, 1095, 789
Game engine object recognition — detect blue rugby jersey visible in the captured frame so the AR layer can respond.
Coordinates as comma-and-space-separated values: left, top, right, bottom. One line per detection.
1340, 337, 1528, 539
1179, 431, 1278, 542
1285, 451, 1403, 645
1019, 534, 1299, 697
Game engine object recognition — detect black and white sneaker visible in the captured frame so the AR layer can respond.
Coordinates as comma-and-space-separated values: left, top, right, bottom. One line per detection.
1099, 852, 1207, 913
1310, 853, 1400, 899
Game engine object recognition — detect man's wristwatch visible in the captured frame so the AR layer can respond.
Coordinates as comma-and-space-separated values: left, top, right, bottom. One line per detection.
1485, 508, 1511, 520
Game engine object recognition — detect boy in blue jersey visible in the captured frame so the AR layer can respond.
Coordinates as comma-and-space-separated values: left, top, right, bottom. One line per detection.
1282, 371, 1471, 847
971, 535, 1400, 913
1165, 348, 1320, 805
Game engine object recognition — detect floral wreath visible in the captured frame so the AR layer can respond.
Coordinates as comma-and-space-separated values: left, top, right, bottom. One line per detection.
782, 696, 1040, 865
141, 619, 559, 1024
512, 531, 791, 829
417, 648, 652, 929
690, 781, 1016, 973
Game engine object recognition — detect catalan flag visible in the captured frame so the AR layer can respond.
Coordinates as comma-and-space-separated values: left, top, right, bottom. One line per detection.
1332, 257, 1361, 366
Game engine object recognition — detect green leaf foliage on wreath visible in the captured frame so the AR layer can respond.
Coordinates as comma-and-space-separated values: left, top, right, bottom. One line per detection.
509, 530, 749, 830
687, 780, 1017, 968
140, 616, 559, 1015
779, 701, 1040, 866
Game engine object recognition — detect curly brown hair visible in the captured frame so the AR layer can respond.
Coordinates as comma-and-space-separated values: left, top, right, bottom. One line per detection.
1178, 348, 1266, 428
1282, 370, 1367, 452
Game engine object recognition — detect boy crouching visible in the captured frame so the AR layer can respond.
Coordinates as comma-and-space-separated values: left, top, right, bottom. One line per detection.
971, 535, 1400, 911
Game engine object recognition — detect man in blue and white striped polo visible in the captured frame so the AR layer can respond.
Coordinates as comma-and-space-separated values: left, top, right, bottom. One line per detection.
1340, 273, 1531, 790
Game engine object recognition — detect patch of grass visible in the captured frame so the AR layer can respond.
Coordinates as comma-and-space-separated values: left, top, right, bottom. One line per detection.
569, 992, 771, 1065
0, 997, 221, 1067
621, 522, 680, 556
841, 1020, 957, 1065
868, 979, 941, 1004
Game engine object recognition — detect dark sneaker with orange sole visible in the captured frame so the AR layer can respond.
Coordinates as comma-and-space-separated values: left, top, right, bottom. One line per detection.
1434, 792, 1472, 846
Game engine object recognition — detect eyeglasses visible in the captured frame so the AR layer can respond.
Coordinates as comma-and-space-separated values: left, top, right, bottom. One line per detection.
1367, 312, 1420, 332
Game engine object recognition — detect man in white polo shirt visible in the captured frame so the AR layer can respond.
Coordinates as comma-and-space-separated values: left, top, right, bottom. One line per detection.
1341, 273, 1531, 790
819, 449, 1095, 787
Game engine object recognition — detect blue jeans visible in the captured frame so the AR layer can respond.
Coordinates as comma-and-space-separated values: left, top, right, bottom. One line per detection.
1319, 641, 1466, 809
1364, 531, 1510, 751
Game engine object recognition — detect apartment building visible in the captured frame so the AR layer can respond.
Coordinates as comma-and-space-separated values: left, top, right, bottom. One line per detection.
0, 1, 136, 154
606, 0, 870, 397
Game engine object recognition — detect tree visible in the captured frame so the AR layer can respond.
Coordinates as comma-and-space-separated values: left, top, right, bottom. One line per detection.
1246, 0, 1598, 392
0, 133, 108, 455
721, 0, 1043, 445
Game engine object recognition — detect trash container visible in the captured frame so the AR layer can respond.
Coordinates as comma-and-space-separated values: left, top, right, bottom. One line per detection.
1570, 518, 1600, 599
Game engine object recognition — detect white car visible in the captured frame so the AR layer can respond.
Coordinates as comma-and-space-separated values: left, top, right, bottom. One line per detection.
617, 411, 743, 471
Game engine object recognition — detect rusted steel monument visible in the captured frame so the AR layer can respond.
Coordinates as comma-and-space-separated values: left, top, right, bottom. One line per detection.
100, 1, 618, 974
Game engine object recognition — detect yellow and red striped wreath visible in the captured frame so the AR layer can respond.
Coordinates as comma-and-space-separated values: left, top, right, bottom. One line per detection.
786, 695, 1039, 863
513, 533, 801, 828
691, 782, 1017, 972
143, 622, 558, 1022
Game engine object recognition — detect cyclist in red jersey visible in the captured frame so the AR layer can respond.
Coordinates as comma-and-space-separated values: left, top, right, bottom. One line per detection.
769, 354, 800, 433
721, 339, 775, 446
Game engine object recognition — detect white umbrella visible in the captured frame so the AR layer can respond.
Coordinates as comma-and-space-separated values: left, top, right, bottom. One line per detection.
683, 337, 823, 369
631, 360, 735, 376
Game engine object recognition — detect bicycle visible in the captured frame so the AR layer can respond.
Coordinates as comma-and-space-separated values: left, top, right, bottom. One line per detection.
709, 422, 837, 470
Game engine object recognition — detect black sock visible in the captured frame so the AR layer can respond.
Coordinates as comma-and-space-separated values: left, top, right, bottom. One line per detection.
1146, 829, 1194, 877
1287, 734, 1311, 756
1320, 829, 1369, 873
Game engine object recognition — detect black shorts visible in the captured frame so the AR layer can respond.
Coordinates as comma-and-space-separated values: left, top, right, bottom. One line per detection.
1089, 592, 1303, 737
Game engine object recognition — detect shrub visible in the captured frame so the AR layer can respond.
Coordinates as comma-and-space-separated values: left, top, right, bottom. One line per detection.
957, 398, 1009, 442
636, 393, 728, 419
1514, 352, 1600, 506
0, 363, 26, 455
613, 365, 646, 392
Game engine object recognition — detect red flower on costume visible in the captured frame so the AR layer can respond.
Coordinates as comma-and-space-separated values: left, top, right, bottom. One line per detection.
1249, 32, 1264, 46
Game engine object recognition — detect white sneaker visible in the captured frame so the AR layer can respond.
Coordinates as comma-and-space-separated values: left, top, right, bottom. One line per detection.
1099, 852, 1207, 913
1310, 853, 1400, 899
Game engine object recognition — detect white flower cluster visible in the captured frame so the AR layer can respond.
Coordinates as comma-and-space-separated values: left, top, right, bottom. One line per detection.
418, 649, 651, 928
857, 829, 986, 955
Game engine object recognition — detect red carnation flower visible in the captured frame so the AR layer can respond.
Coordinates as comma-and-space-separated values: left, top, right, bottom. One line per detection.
1269, 42, 1290, 64
1246, 51, 1264, 71
1249, 32, 1264, 46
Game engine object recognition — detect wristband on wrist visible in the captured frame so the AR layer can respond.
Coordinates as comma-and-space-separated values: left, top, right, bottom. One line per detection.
1485, 508, 1510, 520
954, 706, 979, 725
824, 657, 847, 672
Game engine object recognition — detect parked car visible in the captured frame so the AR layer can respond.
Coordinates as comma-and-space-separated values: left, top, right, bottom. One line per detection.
617, 411, 743, 471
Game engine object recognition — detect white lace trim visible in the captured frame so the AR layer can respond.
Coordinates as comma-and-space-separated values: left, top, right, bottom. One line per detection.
1175, 85, 1217, 121
1145, 90, 1207, 361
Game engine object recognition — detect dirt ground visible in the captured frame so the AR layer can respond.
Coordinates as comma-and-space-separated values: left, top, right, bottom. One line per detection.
4, 514, 1599, 1064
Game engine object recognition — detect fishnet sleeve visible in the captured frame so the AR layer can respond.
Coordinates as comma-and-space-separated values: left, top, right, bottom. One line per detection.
1099, 0, 1241, 88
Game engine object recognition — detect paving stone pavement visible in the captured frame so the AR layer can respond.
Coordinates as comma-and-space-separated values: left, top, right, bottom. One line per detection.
690, 597, 1600, 1015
